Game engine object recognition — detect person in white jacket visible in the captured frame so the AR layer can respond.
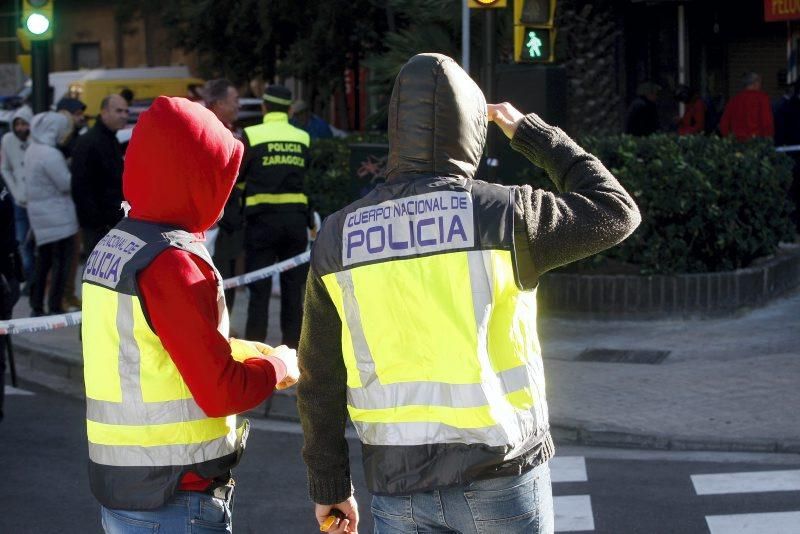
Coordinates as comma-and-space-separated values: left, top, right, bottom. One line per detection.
23, 111, 78, 316
0, 105, 34, 281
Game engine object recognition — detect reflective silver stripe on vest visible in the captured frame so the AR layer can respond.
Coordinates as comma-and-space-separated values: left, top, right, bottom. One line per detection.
353, 418, 528, 447
86, 294, 215, 427
335, 270, 377, 387
346, 364, 533, 410
88, 433, 236, 467
466, 249, 516, 446
86, 398, 209, 425
117, 294, 142, 406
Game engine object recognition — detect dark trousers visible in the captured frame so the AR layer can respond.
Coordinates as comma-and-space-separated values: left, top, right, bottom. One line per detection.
244, 212, 308, 348
1, 275, 20, 420
213, 227, 245, 309
30, 235, 75, 314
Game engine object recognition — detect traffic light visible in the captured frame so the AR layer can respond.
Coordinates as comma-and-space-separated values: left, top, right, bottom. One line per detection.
16, 28, 32, 76
468, 0, 508, 8
22, 0, 53, 41
514, 0, 556, 63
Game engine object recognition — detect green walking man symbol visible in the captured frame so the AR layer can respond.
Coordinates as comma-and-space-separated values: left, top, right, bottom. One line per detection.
526, 30, 543, 58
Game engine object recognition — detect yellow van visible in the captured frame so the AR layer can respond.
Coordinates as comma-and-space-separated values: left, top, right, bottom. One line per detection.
66, 76, 205, 119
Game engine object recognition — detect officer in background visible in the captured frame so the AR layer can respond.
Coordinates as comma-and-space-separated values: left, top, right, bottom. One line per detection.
241, 85, 311, 348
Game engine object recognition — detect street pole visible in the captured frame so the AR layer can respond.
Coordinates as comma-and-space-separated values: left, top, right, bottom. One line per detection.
484, 8, 496, 182
462, 0, 470, 73
31, 40, 49, 113
677, 4, 686, 118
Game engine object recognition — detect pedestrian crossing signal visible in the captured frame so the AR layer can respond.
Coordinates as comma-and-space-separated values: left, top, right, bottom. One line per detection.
514, 1, 556, 63
526, 30, 545, 58
515, 27, 554, 63
22, 0, 53, 41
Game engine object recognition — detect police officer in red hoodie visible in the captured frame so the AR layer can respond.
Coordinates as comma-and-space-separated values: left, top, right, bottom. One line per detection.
80, 96, 299, 531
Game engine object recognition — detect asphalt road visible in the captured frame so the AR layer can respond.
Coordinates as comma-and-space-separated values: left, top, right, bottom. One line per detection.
2, 382, 799, 534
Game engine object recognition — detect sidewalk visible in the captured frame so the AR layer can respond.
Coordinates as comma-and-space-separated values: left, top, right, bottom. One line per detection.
7, 276, 800, 454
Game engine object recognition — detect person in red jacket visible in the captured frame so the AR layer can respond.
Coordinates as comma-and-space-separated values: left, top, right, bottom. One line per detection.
81, 96, 299, 531
719, 72, 775, 141
676, 85, 706, 135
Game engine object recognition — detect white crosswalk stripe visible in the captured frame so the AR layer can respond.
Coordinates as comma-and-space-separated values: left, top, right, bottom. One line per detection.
693, 469, 800, 534
551, 456, 593, 532
551, 456, 588, 483
5, 386, 34, 396
705, 511, 800, 534
555, 495, 595, 532
692, 470, 800, 495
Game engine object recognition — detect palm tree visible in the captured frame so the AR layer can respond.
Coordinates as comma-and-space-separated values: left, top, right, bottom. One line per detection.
555, 0, 624, 136
364, 0, 466, 128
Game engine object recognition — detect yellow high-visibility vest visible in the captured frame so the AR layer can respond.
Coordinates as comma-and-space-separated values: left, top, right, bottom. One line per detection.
81, 218, 245, 510
311, 179, 550, 494
243, 112, 310, 212
322, 249, 543, 447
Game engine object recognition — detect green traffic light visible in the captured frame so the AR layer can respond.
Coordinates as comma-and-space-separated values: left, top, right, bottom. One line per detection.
526, 31, 543, 58
25, 13, 50, 35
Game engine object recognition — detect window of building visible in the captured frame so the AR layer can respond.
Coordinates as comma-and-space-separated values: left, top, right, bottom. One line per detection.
72, 43, 101, 69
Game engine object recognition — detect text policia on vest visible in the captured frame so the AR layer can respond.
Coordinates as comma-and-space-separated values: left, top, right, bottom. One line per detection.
343, 191, 475, 267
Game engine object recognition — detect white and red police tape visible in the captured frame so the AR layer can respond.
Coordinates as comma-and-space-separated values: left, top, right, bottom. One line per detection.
0, 250, 311, 336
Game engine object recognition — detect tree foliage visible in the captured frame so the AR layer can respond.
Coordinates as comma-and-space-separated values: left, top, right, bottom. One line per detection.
517, 134, 796, 273
113, 0, 386, 102
555, 0, 624, 135
364, 0, 469, 128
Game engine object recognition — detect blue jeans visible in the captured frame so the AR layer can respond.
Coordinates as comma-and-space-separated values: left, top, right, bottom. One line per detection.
13, 203, 34, 281
101, 491, 233, 533
371, 462, 553, 534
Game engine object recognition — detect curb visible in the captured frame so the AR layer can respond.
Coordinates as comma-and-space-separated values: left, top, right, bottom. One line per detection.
550, 423, 800, 454
12, 338, 799, 455
539, 243, 800, 318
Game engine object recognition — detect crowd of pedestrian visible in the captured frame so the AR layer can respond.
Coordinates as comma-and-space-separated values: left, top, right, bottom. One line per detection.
625, 71, 798, 230
0, 93, 129, 318
0, 78, 326, 354
625, 71, 779, 140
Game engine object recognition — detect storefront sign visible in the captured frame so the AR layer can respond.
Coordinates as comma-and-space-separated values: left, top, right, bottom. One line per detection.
765, 0, 800, 22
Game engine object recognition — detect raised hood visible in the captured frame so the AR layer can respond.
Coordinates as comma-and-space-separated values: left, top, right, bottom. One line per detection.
386, 53, 487, 181
123, 96, 244, 233
30, 111, 70, 147
12, 105, 33, 126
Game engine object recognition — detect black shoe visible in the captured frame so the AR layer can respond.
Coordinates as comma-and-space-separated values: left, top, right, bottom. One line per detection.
31, 309, 45, 317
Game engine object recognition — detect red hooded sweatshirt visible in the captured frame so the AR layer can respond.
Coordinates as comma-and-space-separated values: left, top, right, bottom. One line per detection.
123, 96, 283, 491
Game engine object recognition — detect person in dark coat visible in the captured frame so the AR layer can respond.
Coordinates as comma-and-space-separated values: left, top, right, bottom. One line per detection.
55, 97, 87, 159
70, 94, 129, 254
0, 184, 23, 421
626, 82, 661, 136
